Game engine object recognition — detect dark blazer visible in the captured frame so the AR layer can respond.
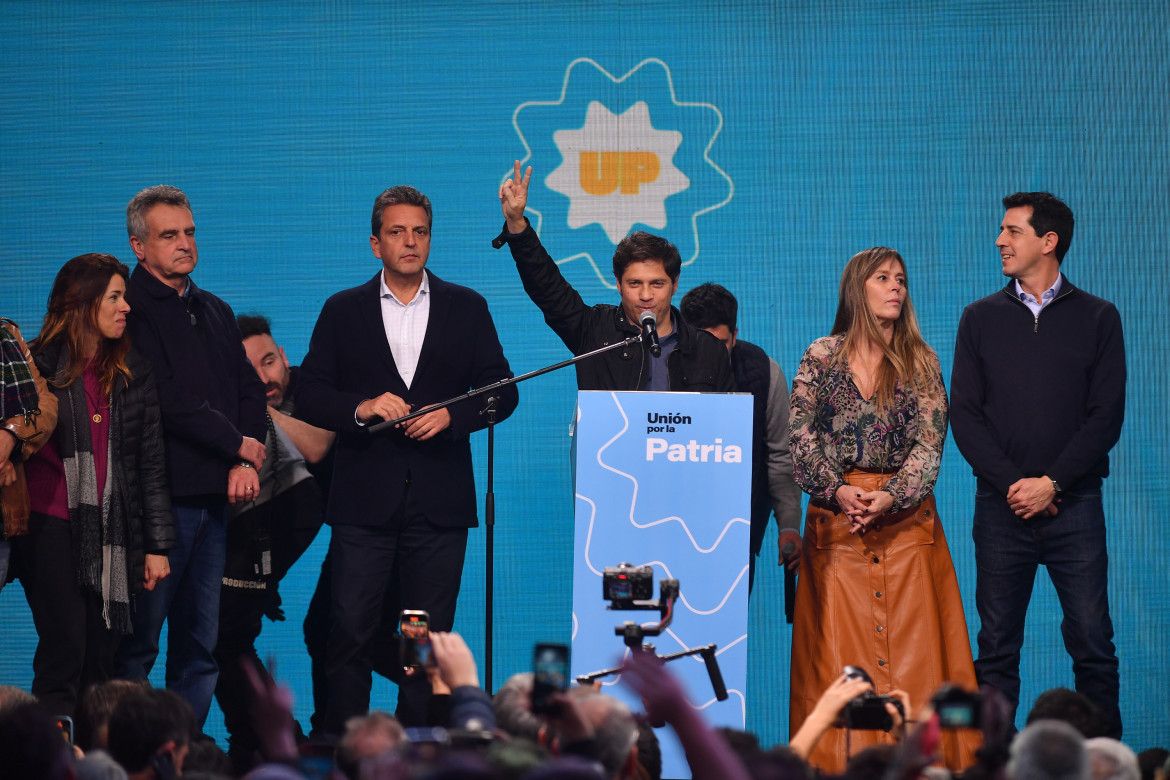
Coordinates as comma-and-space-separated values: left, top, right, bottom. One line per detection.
296, 271, 518, 529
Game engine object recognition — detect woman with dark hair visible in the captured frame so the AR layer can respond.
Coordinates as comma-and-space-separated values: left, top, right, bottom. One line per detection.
17, 253, 173, 718
787, 248, 979, 771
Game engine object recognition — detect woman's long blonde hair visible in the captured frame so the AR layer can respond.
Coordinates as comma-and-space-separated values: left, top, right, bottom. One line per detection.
830, 247, 938, 405
31, 253, 133, 397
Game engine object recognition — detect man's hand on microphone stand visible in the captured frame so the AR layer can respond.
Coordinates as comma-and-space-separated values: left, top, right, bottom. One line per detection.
357, 392, 410, 424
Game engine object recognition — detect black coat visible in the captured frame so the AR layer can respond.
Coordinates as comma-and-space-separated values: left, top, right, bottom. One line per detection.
296, 270, 518, 528
34, 344, 174, 589
498, 222, 735, 392
125, 264, 268, 500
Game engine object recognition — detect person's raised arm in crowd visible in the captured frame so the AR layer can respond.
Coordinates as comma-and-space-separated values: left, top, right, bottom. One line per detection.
430, 631, 496, 733
788, 673, 873, 759
788, 672, 912, 760
620, 650, 750, 780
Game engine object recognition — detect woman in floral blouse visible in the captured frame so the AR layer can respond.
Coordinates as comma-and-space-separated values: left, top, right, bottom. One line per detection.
787, 248, 979, 772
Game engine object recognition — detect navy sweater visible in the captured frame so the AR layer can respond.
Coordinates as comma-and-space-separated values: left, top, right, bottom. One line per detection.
126, 264, 267, 501
950, 278, 1125, 496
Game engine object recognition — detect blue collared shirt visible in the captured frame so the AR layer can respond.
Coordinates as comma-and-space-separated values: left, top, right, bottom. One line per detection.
644, 328, 678, 391
1015, 273, 1063, 317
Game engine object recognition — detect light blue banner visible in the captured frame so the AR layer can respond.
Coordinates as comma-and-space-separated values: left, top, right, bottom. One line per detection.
0, 0, 1166, 751
572, 390, 752, 779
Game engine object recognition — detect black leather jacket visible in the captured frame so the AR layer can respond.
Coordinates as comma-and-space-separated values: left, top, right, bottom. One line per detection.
34, 344, 174, 588
497, 222, 735, 392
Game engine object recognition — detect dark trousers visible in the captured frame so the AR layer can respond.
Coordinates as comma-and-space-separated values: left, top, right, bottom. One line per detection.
302, 550, 401, 735
213, 478, 322, 763
303, 554, 332, 735
972, 490, 1121, 737
322, 485, 468, 735
14, 512, 122, 719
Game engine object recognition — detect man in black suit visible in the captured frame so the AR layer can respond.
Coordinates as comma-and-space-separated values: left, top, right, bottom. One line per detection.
296, 185, 518, 733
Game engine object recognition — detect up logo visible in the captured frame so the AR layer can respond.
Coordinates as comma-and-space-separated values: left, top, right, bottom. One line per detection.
509, 59, 734, 289
578, 151, 660, 196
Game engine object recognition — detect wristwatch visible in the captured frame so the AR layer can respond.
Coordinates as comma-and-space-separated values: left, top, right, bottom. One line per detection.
1050, 478, 1062, 494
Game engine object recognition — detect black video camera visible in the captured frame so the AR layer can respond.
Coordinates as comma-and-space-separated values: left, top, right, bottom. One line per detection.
931, 684, 984, 729
602, 562, 653, 606
841, 665, 904, 731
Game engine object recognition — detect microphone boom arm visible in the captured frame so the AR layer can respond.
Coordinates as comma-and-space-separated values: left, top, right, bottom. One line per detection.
368, 331, 649, 433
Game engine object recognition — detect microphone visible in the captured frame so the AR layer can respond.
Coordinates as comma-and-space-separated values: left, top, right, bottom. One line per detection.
639, 310, 662, 357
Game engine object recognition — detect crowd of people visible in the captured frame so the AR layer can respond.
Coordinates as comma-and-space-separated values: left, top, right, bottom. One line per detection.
0, 167, 1140, 778
0, 632, 1164, 780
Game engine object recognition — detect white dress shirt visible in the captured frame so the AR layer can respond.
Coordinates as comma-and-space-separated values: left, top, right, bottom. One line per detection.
379, 270, 430, 388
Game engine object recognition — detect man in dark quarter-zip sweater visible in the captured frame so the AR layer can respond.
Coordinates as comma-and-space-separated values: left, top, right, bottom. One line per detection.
950, 191, 1126, 738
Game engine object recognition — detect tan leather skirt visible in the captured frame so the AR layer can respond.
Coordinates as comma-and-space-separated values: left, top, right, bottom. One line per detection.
789, 470, 981, 772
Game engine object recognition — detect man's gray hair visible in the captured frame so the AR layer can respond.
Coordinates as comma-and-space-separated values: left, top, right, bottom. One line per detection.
72, 749, 129, 780
126, 185, 191, 239
336, 710, 406, 779
0, 684, 37, 712
493, 672, 542, 741
1009, 719, 1091, 780
574, 691, 637, 780
1084, 738, 1140, 780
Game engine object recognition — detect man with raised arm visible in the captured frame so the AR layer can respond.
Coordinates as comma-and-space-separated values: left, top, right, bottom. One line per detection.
493, 161, 733, 394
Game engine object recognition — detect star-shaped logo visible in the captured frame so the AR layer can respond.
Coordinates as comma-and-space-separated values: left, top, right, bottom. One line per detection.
546, 101, 690, 243
509, 58, 733, 289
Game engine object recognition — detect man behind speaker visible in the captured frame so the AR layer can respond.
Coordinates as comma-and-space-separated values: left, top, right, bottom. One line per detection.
680, 282, 803, 592
493, 161, 733, 394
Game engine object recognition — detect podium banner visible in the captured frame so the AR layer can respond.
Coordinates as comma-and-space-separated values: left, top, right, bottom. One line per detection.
571, 390, 752, 778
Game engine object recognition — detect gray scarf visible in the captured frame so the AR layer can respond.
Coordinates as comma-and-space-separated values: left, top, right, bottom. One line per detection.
56, 355, 131, 634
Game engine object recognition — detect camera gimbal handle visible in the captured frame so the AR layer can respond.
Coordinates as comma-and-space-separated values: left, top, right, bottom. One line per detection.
577, 578, 728, 703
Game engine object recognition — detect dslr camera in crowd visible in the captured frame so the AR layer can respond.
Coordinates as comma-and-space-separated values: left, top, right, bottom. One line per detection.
602, 562, 653, 607
840, 665, 904, 731
931, 684, 984, 729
